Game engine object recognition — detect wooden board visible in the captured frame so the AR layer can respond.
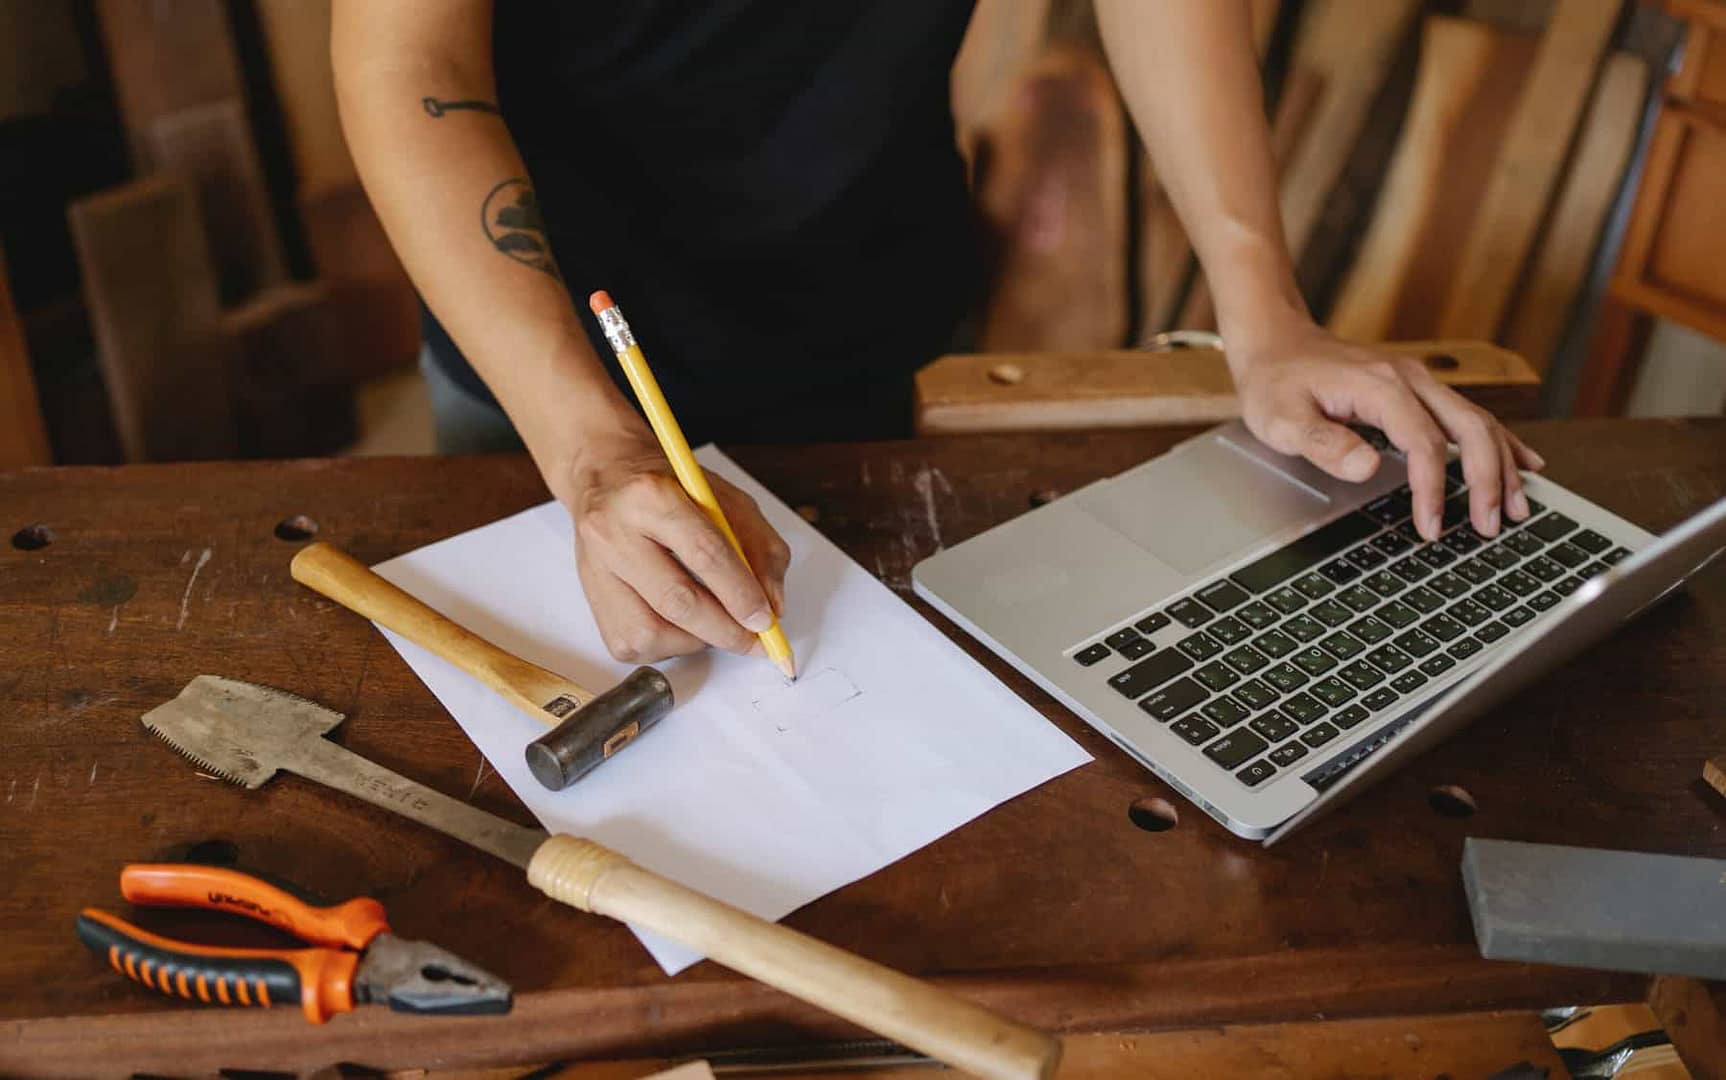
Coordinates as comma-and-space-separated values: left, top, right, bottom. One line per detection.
66, 177, 237, 462
915, 340, 1541, 434
1437, 0, 1623, 339
3, 419, 1723, 1075
0, 244, 51, 467
1329, 17, 1536, 343
252, 0, 356, 200
93, 0, 247, 164
975, 43, 1128, 351
1649, 976, 1726, 1080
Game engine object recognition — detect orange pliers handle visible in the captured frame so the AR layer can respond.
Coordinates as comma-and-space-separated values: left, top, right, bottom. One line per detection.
76, 864, 391, 1024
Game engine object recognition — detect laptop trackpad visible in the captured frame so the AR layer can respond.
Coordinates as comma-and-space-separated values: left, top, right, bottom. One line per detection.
1079, 435, 1331, 575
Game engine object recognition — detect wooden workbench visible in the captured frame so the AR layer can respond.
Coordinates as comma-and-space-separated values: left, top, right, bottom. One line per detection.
2, 420, 1723, 1076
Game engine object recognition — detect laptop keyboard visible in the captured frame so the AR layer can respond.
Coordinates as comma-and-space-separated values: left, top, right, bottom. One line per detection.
1072, 462, 1633, 791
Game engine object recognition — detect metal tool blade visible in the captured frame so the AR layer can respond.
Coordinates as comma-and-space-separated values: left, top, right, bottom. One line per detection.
143, 676, 548, 868
354, 932, 513, 1016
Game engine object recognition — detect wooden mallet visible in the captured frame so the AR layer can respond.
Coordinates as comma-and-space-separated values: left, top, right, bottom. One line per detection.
290, 542, 670, 790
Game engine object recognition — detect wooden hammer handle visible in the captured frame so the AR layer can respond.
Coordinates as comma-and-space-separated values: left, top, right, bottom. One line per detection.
528, 835, 1061, 1080
290, 542, 588, 719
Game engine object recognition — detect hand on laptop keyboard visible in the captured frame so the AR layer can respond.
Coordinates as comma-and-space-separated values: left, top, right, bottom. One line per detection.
1225, 328, 1546, 541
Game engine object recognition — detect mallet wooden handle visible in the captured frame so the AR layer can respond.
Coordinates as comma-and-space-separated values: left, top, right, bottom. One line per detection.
528, 835, 1061, 1080
290, 542, 589, 721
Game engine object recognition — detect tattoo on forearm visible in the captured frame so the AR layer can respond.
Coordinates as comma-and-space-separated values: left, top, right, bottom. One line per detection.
481, 178, 558, 278
423, 96, 501, 118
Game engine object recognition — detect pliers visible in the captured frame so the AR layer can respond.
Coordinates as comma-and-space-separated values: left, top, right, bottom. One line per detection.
76, 864, 511, 1023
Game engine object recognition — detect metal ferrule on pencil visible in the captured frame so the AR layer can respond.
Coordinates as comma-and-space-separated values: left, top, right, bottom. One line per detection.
596, 305, 636, 354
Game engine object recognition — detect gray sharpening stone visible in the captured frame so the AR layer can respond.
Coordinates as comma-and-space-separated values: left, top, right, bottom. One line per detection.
1463, 837, 1726, 979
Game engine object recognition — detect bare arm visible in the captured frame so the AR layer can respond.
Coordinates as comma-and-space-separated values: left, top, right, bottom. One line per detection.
332, 0, 787, 661
1096, 0, 1542, 539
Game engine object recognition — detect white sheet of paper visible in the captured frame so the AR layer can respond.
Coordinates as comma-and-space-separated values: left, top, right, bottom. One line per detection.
373, 447, 1090, 974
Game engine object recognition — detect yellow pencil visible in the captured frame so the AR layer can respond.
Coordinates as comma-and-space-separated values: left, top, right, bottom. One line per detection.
589, 290, 796, 680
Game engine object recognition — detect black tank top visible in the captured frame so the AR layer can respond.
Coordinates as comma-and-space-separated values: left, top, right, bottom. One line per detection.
425, 1, 983, 440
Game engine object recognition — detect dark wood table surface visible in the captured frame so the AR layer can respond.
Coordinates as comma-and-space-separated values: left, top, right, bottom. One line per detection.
3, 419, 1724, 1076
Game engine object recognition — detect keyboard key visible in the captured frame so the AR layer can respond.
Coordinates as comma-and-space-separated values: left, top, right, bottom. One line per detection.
1282, 692, 1327, 724
1266, 586, 1307, 614
1418, 653, 1456, 677
1118, 637, 1155, 659
1452, 559, 1495, 586
1229, 512, 1380, 593
1499, 570, 1540, 597
1194, 661, 1240, 692
1524, 556, 1565, 581
1440, 492, 1471, 530
1401, 586, 1444, 614
1603, 546, 1633, 565
1392, 628, 1440, 657
1207, 615, 1251, 645
1362, 687, 1399, 711
1364, 571, 1405, 597
1074, 643, 1111, 666
1475, 584, 1515, 611
1291, 572, 1335, 600
1250, 711, 1299, 742
1390, 669, 1427, 694
1528, 590, 1561, 611
1264, 662, 1307, 693
1179, 632, 1224, 661
1415, 544, 1458, 568
1205, 729, 1270, 769
1480, 545, 1521, 571
1426, 571, 1469, 598
1366, 645, 1412, 673
1449, 598, 1491, 627
1373, 532, 1414, 556
1346, 546, 1388, 570
1505, 531, 1545, 557
1235, 601, 1279, 630
1140, 677, 1209, 720
1110, 649, 1196, 698
1364, 491, 1412, 523
1337, 585, 1380, 613
1255, 629, 1298, 659
1552, 576, 1584, 596
1202, 696, 1250, 727
1390, 557, 1434, 582
1198, 579, 1251, 612
1268, 742, 1307, 767
1576, 561, 1609, 581
1171, 715, 1221, 746
1528, 512, 1579, 542
1548, 542, 1589, 568
1333, 704, 1371, 729
1319, 560, 1361, 585
1572, 530, 1611, 554
1422, 613, 1466, 641
1348, 615, 1392, 644
1310, 676, 1356, 707
1237, 760, 1277, 787
1448, 637, 1484, 661
1375, 600, 1419, 629
1442, 529, 1482, 554
1223, 645, 1271, 675
1319, 631, 1365, 660
1310, 599, 1355, 626
1292, 646, 1338, 676
1339, 661, 1384, 690
1134, 611, 1172, 635
1167, 597, 1214, 627
1502, 605, 1535, 628
1235, 679, 1279, 710
1283, 614, 1327, 642
1300, 722, 1341, 748
1105, 628, 1144, 650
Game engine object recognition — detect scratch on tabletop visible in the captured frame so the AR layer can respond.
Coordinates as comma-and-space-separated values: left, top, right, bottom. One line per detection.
177, 548, 213, 630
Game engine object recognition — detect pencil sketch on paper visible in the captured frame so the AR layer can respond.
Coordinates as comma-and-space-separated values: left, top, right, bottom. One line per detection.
751, 667, 862, 731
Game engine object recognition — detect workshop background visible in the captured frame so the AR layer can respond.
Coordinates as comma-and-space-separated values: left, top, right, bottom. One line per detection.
1, 0, 1723, 467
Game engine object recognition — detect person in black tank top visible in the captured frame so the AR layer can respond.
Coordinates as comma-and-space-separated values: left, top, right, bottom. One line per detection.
335, 1, 1543, 667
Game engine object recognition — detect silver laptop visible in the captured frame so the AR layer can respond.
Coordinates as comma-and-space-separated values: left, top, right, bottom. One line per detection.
913, 420, 1726, 844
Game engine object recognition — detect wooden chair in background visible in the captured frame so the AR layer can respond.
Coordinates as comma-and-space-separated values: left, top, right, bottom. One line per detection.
0, 243, 52, 467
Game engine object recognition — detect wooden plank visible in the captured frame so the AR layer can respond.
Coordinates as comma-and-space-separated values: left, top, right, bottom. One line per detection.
297, 184, 424, 383
915, 340, 1541, 434
252, 0, 356, 199
1650, 976, 1726, 1080
93, 0, 246, 164
1706, 756, 1726, 799
1437, 0, 1623, 339
66, 177, 237, 462
1329, 17, 1534, 343
1507, 51, 1648, 371
975, 43, 1128, 351
0, 244, 51, 466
